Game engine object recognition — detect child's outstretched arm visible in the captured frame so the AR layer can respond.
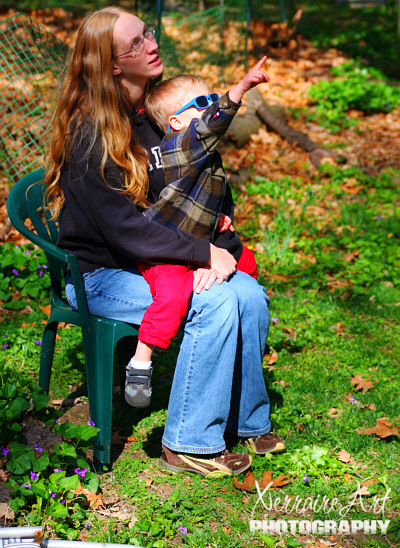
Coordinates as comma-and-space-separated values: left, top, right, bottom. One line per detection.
229, 56, 269, 104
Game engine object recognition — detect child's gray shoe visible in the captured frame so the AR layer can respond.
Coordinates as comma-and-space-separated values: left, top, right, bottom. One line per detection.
125, 365, 152, 408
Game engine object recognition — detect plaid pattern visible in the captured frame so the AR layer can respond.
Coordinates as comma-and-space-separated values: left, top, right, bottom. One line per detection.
144, 93, 240, 239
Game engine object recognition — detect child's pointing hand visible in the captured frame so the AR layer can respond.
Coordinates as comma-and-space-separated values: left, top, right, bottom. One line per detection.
229, 56, 269, 104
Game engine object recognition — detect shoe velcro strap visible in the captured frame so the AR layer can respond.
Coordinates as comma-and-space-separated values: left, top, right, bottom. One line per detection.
127, 368, 152, 377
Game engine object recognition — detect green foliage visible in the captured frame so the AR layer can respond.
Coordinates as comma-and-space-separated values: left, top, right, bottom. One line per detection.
0, 379, 99, 539
272, 445, 347, 478
0, 243, 50, 309
130, 488, 206, 547
307, 61, 400, 132
297, 0, 398, 76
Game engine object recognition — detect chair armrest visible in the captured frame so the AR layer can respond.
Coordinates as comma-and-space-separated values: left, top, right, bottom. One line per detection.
40, 239, 91, 323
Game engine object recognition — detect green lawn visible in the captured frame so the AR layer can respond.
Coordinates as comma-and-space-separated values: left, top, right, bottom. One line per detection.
1, 162, 399, 547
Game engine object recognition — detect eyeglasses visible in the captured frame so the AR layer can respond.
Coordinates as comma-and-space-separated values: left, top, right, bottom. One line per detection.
167, 93, 219, 133
114, 26, 156, 59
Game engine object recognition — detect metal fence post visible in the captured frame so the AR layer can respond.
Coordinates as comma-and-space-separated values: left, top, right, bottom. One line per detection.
156, 0, 162, 44
244, 0, 251, 68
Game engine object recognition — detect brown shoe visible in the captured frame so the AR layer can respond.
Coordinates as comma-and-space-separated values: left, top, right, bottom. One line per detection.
159, 444, 252, 477
245, 433, 286, 455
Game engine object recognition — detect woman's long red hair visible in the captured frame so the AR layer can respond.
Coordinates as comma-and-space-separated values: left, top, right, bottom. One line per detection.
45, 7, 149, 218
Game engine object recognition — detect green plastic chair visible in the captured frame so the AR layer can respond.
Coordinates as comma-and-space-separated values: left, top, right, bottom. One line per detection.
6, 168, 139, 469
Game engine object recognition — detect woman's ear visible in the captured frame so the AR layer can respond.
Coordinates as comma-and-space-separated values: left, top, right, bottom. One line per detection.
168, 115, 184, 132
112, 63, 122, 76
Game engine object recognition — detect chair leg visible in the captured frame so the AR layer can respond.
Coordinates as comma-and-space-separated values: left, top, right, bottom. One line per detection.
39, 320, 58, 393
117, 336, 137, 402
83, 334, 116, 470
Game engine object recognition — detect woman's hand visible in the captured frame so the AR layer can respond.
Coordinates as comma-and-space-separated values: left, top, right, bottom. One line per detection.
209, 243, 236, 280
193, 268, 222, 293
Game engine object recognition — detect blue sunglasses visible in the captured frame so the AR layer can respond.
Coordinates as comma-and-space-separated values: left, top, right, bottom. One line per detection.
167, 93, 219, 133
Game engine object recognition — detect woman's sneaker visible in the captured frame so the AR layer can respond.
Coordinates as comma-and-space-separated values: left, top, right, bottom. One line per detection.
245, 432, 285, 454
125, 364, 152, 408
159, 444, 252, 477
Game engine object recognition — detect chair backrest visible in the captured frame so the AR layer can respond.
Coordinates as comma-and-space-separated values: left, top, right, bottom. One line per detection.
6, 169, 90, 322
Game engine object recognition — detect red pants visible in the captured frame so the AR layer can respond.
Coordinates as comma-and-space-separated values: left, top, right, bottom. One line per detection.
138, 245, 257, 350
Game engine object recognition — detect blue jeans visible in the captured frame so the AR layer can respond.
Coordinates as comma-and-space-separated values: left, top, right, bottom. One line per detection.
66, 267, 271, 454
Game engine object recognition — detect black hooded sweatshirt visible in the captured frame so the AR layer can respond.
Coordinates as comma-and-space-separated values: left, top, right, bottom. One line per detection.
57, 110, 242, 274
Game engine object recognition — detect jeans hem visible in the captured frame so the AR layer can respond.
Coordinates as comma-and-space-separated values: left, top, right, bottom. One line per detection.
230, 421, 272, 438
162, 436, 226, 455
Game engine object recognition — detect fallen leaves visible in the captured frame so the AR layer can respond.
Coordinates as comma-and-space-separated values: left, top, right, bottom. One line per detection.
327, 408, 342, 418
233, 470, 289, 492
350, 374, 377, 394
349, 485, 371, 498
0, 502, 14, 519
272, 379, 291, 387
263, 348, 278, 365
337, 449, 351, 463
73, 480, 103, 509
342, 250, 359, 262
356, 417, 398, 439
329, 321, 345, 335
39, 304, 51, 315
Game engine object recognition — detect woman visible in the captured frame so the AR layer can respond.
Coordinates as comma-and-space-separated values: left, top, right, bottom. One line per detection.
45, 7, 285, 477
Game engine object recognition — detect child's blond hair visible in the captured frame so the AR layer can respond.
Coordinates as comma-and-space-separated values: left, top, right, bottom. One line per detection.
145, 74, 208, 133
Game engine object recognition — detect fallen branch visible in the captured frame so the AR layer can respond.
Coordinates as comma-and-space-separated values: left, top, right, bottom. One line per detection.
256, 102, 318, 152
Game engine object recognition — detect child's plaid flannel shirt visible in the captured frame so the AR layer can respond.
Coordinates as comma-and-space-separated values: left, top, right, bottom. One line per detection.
144, 93, 240, 240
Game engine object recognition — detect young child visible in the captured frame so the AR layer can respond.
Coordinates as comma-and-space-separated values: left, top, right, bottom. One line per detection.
125, 57, 269, 408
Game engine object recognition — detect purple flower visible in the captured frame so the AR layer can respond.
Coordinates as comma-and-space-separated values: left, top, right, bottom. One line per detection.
85, 522, 91, 529
38, 271, 43, 278
301, 275, 307, 280
75, 467, 87, 478
349, 395, 356, 404
1, 344, 9, 350
178, 525, 188, 536
375, 216, 382, 220
1, 448, 10, 457
272, 317, 278, 324
35, 340, 42, 346
88, 417, 95, 427
30, 471, 38, 481
25, 250, 30, 255
53, 468, 62, 473
303, 474, 310, 482
34, 444, 43, 453
44, 265, 48, 269
12, 269, 19, 276
54, 419, 59, 425
23, 483, 32, 490
60, 499, 66, 505
4, 335, 8, 338
50, 492, 57, 498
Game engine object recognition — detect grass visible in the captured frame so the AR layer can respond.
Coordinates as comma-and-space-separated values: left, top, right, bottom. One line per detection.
1, 161, 399, 547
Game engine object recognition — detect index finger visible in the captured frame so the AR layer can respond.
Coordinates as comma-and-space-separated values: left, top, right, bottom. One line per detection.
254, 55, 267, 70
